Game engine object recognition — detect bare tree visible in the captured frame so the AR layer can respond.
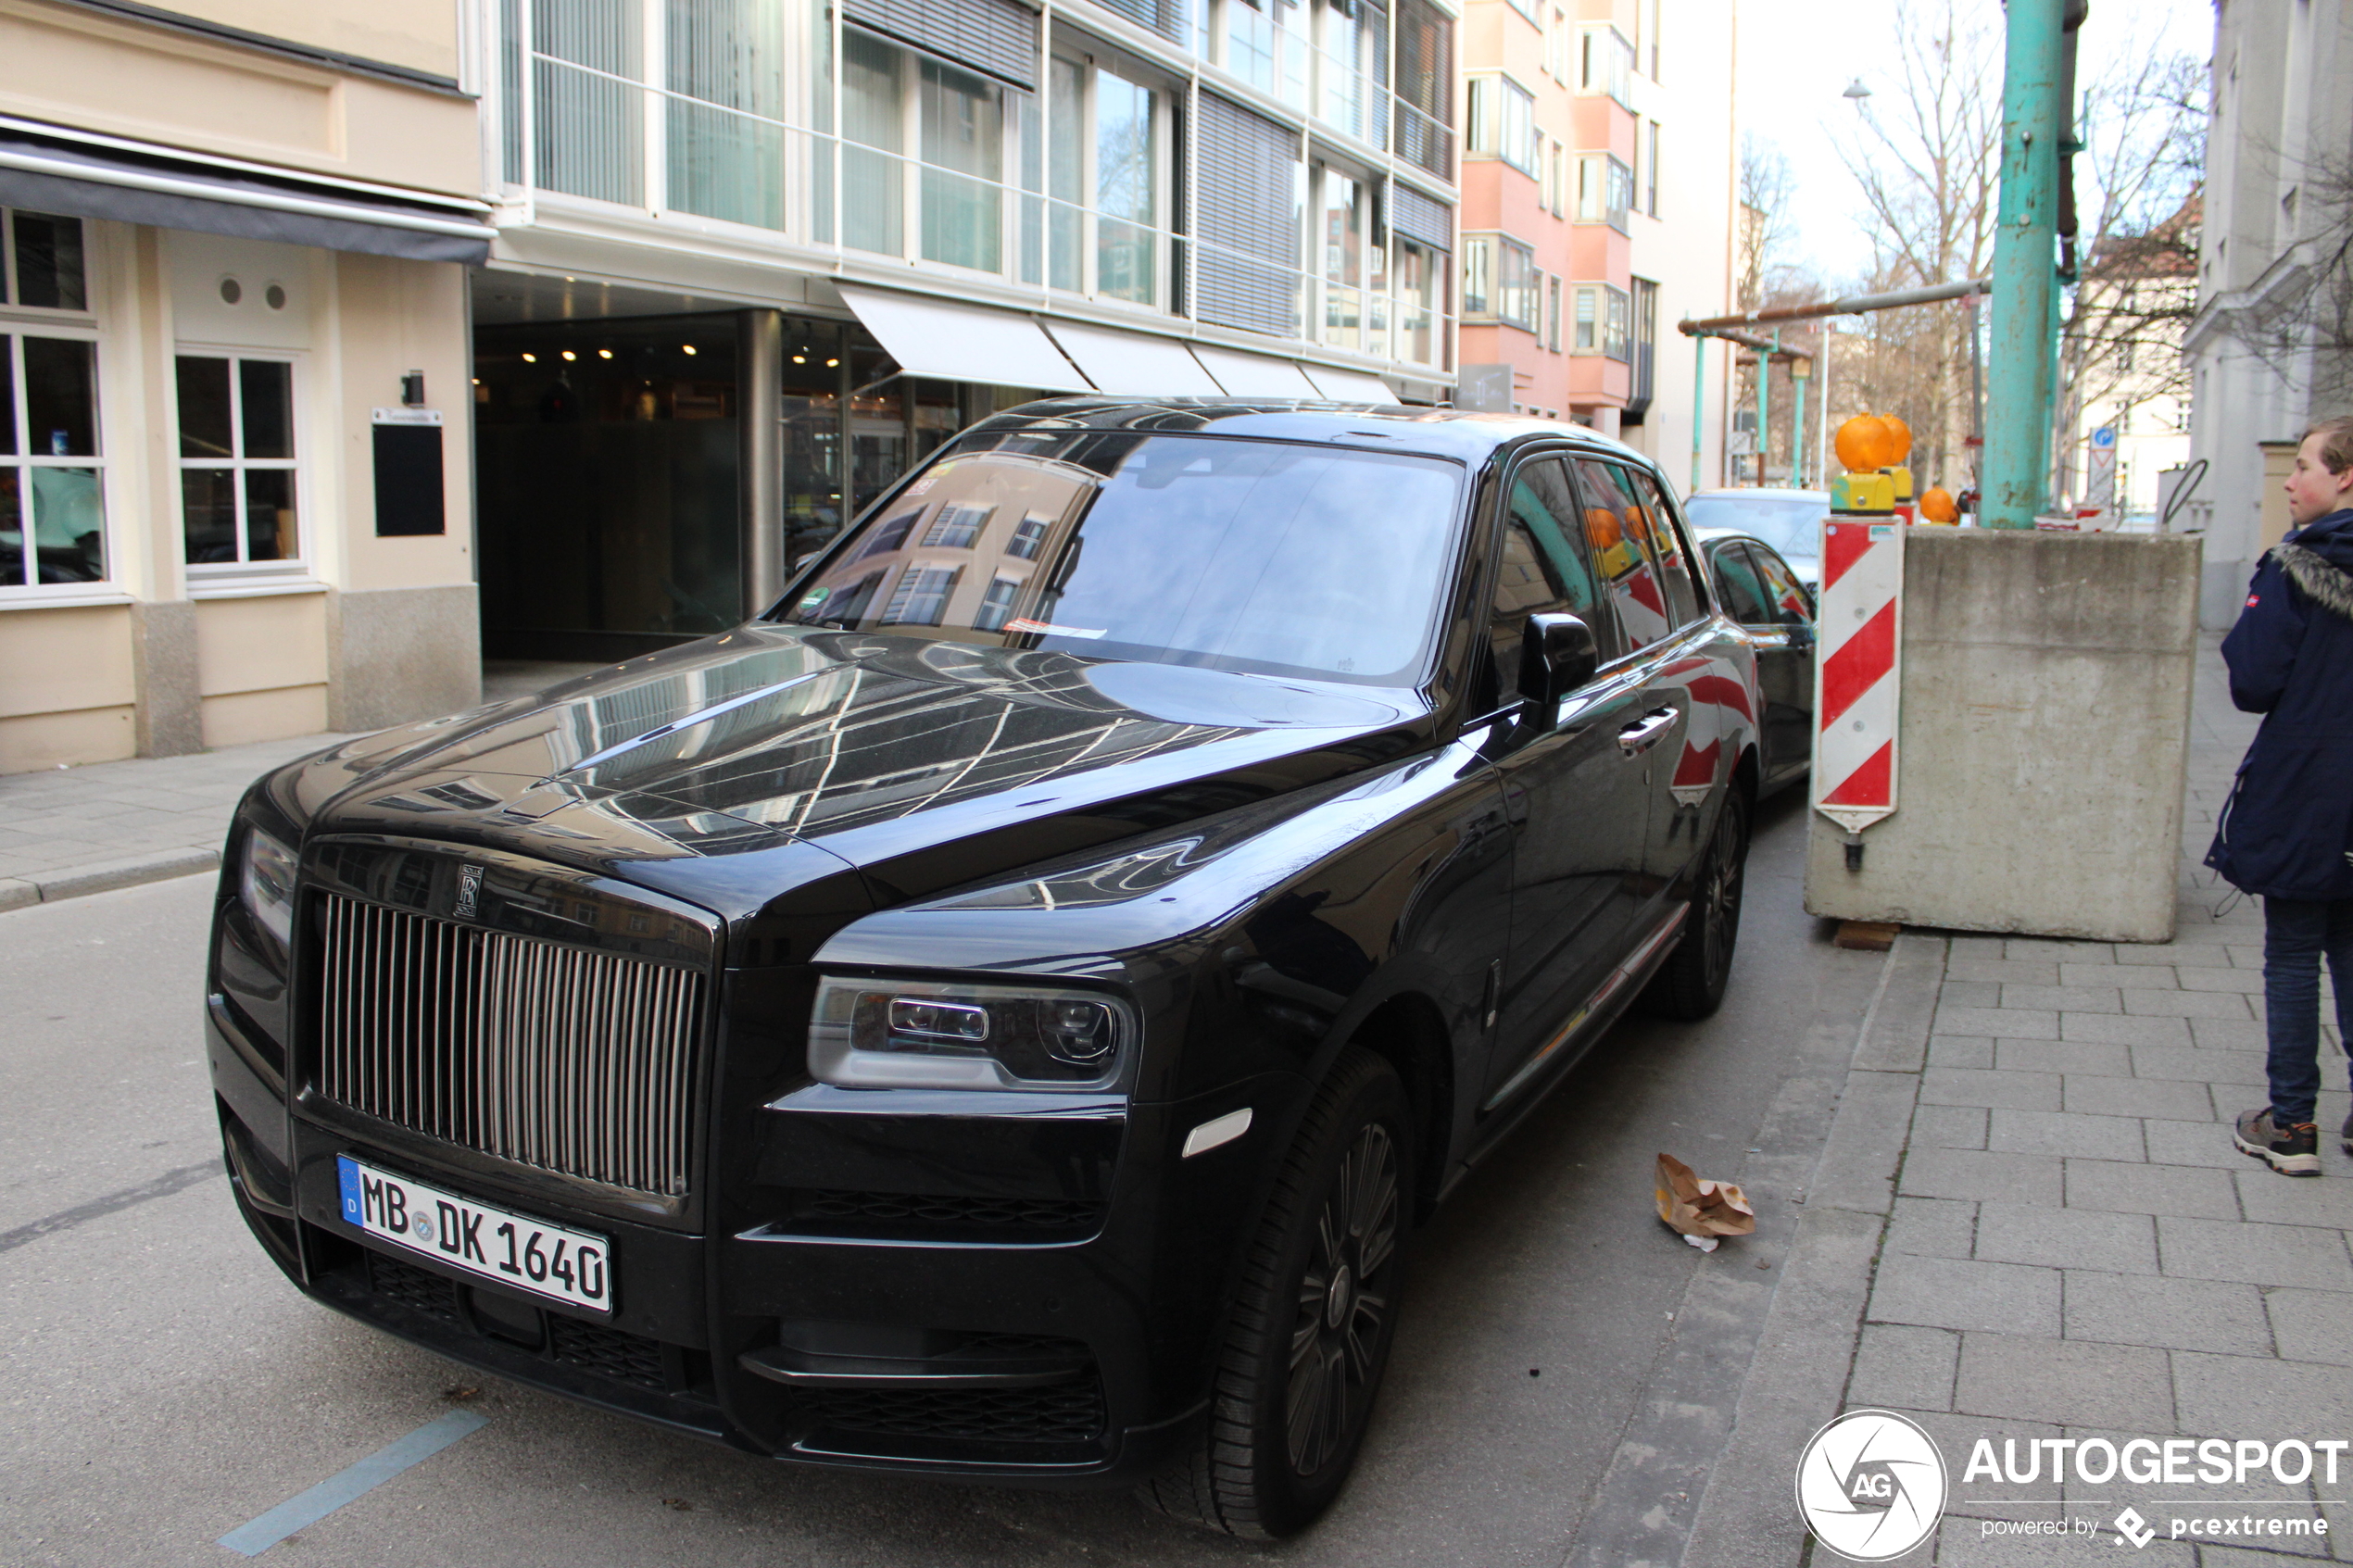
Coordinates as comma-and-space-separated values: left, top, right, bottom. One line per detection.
1830, 0, 2002, 492
1732, 134, 1824, 483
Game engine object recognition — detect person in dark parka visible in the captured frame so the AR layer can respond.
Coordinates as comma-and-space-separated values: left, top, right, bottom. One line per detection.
2214, 417, 2353, 1175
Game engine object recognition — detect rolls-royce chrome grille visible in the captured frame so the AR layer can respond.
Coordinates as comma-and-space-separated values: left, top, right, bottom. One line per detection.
316, 894, 704, 1197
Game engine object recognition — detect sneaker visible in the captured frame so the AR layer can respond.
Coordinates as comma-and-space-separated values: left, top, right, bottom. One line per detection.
2234, 1109, 2322, 1176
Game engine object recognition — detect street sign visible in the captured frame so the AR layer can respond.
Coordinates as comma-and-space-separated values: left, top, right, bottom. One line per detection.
2085, 424, 2118, 523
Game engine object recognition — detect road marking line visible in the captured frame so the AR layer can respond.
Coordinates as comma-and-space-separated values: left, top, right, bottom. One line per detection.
217, 1411, 488, 1556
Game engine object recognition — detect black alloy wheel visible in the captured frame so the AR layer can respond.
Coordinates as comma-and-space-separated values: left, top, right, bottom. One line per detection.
1643, 785, 1751, 1021
1139, 1048, 1411, 1539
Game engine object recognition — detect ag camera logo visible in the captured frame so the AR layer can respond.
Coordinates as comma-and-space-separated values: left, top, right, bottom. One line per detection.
1796, 1410, 1948, 1561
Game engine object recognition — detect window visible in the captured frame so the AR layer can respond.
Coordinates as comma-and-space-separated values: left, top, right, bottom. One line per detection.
1641, 0, 1660, 79
1546, 274, 1564, 352
1547, 6, 1569, 82
1711, 542, 1773, 624
1467, 75, 1538, 176
1604, 284, 1630, 360
1579, 26, 1632, 106
1319, 167, 1386, 353
973, 575, 1022, 631
0, 332, 106, 590
1644, 120, 1660, 216
3, 210, 87, 310
1318, 0, 1389, 143
1392, 0, 1455, 178
1575, 154, 1633, 232
858, 508, 921, 558
178, 356, 298, 570
1624, 467, 1701, 625
1465, 234, 1536, 332
1007, 513, 1051, 558
1573, 284, 1597, 351
1463, 235, 1492, 320
1545, 140, 1564, 215
925, 501, 994, 546
1488, 456, 1620, 699
883, 563, 961, 625
1504, 0, 1538, 22
1047, 57, 1169, 307
1395, 236, 1444, 366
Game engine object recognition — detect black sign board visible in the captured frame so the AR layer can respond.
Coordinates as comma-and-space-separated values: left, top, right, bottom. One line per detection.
372, 408, 446, 536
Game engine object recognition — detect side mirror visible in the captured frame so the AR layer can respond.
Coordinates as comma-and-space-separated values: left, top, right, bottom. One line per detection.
1516, 613, 1600, 709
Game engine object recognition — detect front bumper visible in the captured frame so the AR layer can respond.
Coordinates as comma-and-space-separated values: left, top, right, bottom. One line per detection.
210, 1002, 1286, 1486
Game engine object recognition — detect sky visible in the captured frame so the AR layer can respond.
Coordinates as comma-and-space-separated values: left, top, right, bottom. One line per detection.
1733, 0, 2217, 287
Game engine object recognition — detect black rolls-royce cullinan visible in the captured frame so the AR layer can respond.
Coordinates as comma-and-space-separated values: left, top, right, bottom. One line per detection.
207, 399, 1763, 1538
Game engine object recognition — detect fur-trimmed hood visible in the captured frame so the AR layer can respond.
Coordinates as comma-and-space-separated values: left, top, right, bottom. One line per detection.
2276, 508, 2353, 621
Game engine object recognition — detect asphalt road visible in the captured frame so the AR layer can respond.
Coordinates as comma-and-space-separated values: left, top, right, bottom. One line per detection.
0, 787, 1883, 1568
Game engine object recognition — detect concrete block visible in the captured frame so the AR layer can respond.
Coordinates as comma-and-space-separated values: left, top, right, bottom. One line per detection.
2111, 943, 2194, 966
1948, 960, 2061, 985
1887, 1195, 1977, 1259
2177, 965, 2264, 994
1949, 935, 2010, 962
1988, 1110, 2145, 1161
29, 847, 219, 901
1912, 1103, 1990, 1150
2005, 984, 2123, 1014
1899, 1148, 2063, 1207
2125, 987, 2255, 1020
2063, 1159, 2239, 1220
1995, 1038, 2132, 1076
326, 584, 482, 733
2059, 1010, 2192, 1047
2061, 1074, 2222, 1122
2266, 1288, 2353, 1367
1937, 1005, 2060, 1040
1923, 1067, 2063, 1111
1974, 1201, 2158, 1273
2128, 1045, 2269, 1086
2064, 1272, 2271, 1355
1869, 1254, 2061, 1336
2140, 1118, 2250, 1170
1848, 1323, 1959, 1411
2011, 938, 2113, 963
2062, 960, 2161, 989
2157, 1216, 2353, 1289
1929, 1035, 1996, 1069
1941, 980, 2003, 1010
2174, 1349, 2353, 1437
0, 876, 34, 912
1806, 1069, 1919, 1216
1804, 534, 2198, 942
2233, 1170, 2353, 1230
2191, 1017, 2270, 1050
1953, 1333, 2174, 1429
130, 598, 202, 759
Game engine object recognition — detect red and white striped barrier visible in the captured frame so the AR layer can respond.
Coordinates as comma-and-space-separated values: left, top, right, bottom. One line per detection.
1812, 520, 1905, 834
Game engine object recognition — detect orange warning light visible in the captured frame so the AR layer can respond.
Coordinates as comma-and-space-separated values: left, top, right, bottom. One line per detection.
1919, 485, 1959, 523
1878, 414, 1914, 464
1833, 415, 1898, 473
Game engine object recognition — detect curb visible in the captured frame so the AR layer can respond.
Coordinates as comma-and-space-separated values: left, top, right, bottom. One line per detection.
0, 847, 221, 912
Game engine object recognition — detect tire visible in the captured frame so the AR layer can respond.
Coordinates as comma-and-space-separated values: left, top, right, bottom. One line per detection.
1642, 785, 1751, 1021
1138, 1048, 1411, 1539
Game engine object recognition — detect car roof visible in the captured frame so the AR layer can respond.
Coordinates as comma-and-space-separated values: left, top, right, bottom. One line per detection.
969, 396, 1664, 470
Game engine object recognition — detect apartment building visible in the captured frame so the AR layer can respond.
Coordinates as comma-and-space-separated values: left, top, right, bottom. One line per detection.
0, 0, 489, 772
1454, 0, 1731, 490
472, 0, 1462, 660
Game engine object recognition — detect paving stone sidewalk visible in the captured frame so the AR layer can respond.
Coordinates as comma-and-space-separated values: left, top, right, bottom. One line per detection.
1680, 633, 2351, 1568
0, 731, 359, 909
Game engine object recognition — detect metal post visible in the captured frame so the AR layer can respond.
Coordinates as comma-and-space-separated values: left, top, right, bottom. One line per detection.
1982, 0, 2066, 529
1791, 354, 1809, 490
1818, 325, 1833, 488
740, 308, 785, 618
1756, 334, 1773, 486
1691, 332, 1705, 494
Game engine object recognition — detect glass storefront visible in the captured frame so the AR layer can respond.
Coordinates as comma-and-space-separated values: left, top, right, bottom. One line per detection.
475, 306, 1046, 660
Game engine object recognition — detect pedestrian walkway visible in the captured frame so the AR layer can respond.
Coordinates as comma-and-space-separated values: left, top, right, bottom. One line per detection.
1675, 632, 2350, 1567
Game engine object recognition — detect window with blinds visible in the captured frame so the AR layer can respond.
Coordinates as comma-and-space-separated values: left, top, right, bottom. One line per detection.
1194, 93, 1302, 338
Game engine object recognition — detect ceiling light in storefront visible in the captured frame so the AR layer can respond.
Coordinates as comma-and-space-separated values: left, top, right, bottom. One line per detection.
521, 352, 536, 363
598, 348, 613, 358
683, 345, 698, 356
561, 350, 577, 361
792, 354, 807, 364
826, 358, 839, 368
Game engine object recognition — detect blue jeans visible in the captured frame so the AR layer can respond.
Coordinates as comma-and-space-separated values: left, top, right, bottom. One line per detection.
2263, 897, 2353, 1125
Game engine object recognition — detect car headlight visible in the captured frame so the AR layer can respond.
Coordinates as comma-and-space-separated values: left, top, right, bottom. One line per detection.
239, 825, 299, 949
809, 975, 1134, 1092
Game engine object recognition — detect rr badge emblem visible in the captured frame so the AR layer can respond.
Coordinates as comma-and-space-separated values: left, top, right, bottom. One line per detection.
455, 864, 484, 920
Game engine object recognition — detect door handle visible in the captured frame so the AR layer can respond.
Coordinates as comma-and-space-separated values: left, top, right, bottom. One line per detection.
1617, 708, 1679, 756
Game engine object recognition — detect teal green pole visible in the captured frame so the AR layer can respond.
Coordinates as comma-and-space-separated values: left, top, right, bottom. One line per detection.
1757, 340, 1771, 485
1691, 333, 1705, 494
1792, 366, 1808, 489
1982, 0, 2066, 528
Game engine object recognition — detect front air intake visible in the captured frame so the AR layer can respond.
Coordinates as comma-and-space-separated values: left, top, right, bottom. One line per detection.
317, 894, 704, 1197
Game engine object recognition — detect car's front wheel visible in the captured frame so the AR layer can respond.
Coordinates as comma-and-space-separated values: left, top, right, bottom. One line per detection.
1139, 1047, 1410, 1539
1643, 784, 1751, 1020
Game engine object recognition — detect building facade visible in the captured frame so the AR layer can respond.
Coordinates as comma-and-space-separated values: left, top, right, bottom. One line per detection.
0, 0, 490, 772
2183, 0, 2353, 623
1453, 0, 1731, 489
472, 0, 1461, 660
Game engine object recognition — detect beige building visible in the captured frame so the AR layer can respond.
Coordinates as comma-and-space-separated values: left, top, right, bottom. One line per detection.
0, 0, 491, 772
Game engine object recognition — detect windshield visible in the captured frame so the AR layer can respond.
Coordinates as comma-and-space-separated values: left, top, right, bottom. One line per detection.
1682, 495, 1826, 558
773, 431, 1466, 686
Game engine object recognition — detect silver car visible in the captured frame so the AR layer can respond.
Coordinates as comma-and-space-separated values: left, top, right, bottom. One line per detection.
1681, 487, 1830, 591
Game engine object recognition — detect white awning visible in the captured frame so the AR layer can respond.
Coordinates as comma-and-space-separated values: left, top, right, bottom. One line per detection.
1188, 345, 1325, 398
1042, 320, 1225, 396
837, 283, 1092, 393
1301, 365, 1401, 404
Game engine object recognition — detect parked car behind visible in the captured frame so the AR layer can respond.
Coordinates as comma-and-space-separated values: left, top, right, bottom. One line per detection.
206, 400, 1765, 1539
1681, 487, 1830, 590
1695, 533, 1818, 796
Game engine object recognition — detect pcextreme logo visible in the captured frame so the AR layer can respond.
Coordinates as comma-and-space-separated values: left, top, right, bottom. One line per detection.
1795, 1410, 1948, 1562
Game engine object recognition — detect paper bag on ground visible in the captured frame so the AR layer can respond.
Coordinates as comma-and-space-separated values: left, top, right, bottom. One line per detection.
1655, 1152, 1755, 1252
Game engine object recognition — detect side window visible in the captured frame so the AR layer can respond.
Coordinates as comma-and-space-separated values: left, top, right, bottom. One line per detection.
1481, 456, 1619, 707
1568, 458, 1673, 655
1623, 467, 1704, 625
1711, 542, 1773, 624
1751, 546, 1815, 627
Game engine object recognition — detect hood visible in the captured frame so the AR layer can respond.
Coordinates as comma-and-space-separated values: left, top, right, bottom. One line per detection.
2289, 508, 2353, 569
286, 626, 1430, 917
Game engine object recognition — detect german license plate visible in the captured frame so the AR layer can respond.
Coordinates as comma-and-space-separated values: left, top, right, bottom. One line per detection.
336, 1156, 613, 1313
